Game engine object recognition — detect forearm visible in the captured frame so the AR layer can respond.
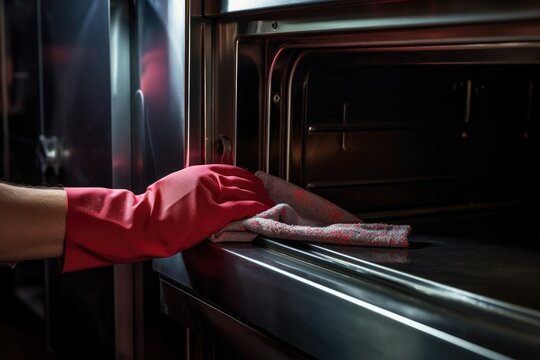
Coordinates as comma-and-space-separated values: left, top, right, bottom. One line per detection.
0, 182, 66, 261
1, 165, 272, 271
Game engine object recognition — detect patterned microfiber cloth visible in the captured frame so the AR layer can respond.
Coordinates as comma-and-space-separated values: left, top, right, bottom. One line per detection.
211, 172, 410, 247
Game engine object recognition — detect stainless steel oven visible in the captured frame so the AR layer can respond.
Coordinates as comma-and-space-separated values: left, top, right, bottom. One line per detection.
155, 1, 540, 359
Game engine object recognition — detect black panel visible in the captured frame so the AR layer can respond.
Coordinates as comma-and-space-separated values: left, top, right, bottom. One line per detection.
1, 0, 41, 185
287, 50, 539, 216
236, 39, 265, 171
47, 261, 114, 359
40, 1, 114, 359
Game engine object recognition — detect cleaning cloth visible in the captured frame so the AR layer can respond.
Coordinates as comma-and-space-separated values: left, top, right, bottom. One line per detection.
211, 172, 410, 247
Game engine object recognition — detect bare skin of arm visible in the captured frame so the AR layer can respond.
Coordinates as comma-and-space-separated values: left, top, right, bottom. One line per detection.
0, 182, 66, 261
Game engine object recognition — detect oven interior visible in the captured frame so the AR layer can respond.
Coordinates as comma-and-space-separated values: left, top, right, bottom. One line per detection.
237, 43, 539, 221
235, 41, 540, 309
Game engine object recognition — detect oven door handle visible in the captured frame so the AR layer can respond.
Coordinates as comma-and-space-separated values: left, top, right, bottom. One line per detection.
132, 89, 146, 193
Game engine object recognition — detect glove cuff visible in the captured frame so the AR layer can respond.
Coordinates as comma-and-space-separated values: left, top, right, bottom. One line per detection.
63, 187, 144, 272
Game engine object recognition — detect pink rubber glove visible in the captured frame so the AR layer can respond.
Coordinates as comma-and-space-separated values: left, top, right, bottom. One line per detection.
62, 164, 273, 272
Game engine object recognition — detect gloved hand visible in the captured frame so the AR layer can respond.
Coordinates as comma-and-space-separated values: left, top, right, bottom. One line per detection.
62, 164, 274, 272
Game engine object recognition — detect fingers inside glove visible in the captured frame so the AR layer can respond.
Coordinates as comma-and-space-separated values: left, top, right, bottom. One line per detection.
181, 164, 274, 208
218, 199, 272, 222
204, 163, 258, 179
215, 175, 273, 206
217, 186, 274, 209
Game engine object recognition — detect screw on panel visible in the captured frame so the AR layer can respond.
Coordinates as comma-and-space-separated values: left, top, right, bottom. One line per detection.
272, 94, 281, 104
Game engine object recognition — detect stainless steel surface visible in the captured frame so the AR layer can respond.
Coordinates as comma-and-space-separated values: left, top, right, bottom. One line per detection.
40, 1, 115, 358
154, 2, 540, 358
160, 279, 309, 359
110, 0, 132, 191
208, 2, 540, 177
311, 238, 540, 313
110, 2, 137, 359
132, 89, 145, 191
155, 233, 540, 359
185, 1, 214, 166
40, 0, 112, 187
212, 21, 238, 164
133, 0, 185, 183
220, 0, 331, 14
186, 0, 237, 166
1, 0, 188, 358
241, 1, 540, 35
185, 0, 205, 166
114, 2, 188, 359
219, 0, 540, 16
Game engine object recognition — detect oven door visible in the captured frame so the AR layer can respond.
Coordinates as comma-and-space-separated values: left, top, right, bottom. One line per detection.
154, 1, 540, 359
155, 233, 540, 359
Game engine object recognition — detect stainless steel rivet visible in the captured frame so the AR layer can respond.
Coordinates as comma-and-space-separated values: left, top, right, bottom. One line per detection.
272, 94, 281, 104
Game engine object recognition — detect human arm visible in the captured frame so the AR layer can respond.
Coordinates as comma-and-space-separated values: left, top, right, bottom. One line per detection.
63, 164, 273, 272
1, 165, 273, 271
0, 182, 66, 262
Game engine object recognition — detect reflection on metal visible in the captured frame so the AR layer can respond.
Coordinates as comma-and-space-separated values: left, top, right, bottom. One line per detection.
244, 2, 540, 35
41, 1, 115, 358
184, 0, 206, 166
132, 89, 146, 193
130, 2, 186, 360
160, 1, 540, 358
267, 239, 540, 326
134, 0, 185, 182
109, 2, 136, 360
221, 0, 331, 13
231, 248, 510, 360
155, 237, 540, 359
38, 134, 63, 177
40, 0, 112, 187
110, 0, 132, 192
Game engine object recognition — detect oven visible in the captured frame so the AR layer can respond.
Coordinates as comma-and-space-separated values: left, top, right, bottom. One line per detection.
154, 1, 540, 359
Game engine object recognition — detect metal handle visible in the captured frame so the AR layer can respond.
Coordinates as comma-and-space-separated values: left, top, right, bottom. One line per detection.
38, 134, 64, 177
132, 89, 146, 193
